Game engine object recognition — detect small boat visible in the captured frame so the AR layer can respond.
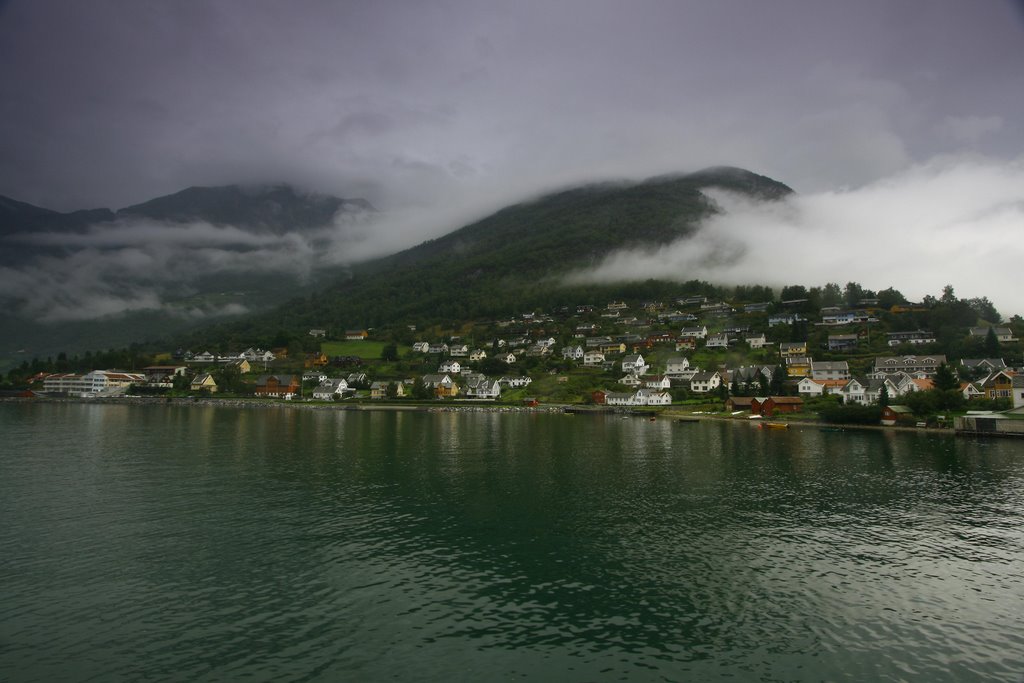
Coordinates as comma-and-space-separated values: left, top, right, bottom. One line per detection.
758, 421, 789, 430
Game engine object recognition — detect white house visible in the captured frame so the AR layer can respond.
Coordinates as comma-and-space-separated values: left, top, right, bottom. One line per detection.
810, 361, 850, 381
562, 345, 585, 361
642, 375, 672, 390
439, 360, 462, 374
312, 378, 349, 400
469, 349, 488, 362
621, 354, 647, 374
604, 389, 671, 406
665, 357, 691, 376
769, 313, 805, 327
497, 352, 517, 364
705, 333, 730, 348
636, 389, 672, 406
746, 334, 768, 349
1013, 375, 1024, 409
604, 391, 638, 406
679, 326, 708, 340
619, 374, 642, 387
690, 371, 722, 393
449, 344, 469, 357
412, 342, 430, 353
798, 377, 827, 398
583, 351, 605, 367
464, 374, 502, 399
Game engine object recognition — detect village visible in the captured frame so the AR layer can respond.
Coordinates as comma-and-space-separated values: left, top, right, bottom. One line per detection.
20, 291, 1024, 431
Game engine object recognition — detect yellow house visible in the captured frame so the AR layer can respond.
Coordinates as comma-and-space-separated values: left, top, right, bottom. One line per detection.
780, 341, 808, 358
304, 352, 329, 368
371, 381, 406, 399
600, 342, 627, 355
785, 356, 812, 378
225, 359, 251, 374
190, 373, 218, 393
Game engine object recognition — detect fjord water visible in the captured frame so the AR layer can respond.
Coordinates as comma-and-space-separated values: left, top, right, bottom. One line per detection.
2, 404, 1023, 682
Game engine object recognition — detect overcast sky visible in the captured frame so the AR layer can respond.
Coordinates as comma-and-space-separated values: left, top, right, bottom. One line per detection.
3, 0, 1024, 315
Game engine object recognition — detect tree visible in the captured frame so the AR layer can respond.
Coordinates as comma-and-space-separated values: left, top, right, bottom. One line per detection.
386, 382, 399, 399
933, 363, 959, 392
878, 384, 890, 407
411, 377, 431, 400
844, 282, 865, 307
381, 343, 399, 362
213, 366, 242, 394
967, 297, 1000, 323
985, 327, 1000, 356
941, 284, 957, 304
877, 287, 906, 310
770, 365, 786, 395
730, 373, 741, 396
821, 282, 843, 307
780, 285, 808, 301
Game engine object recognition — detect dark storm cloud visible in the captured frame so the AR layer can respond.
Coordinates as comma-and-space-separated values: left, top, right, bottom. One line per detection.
1, 0, 1023, 321
2, 0, 1022, 213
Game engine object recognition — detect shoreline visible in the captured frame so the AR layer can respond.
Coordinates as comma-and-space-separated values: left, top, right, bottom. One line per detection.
2, 395, 961, 436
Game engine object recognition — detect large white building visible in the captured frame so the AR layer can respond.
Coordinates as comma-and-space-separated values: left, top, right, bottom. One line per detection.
43, 370, 146, 396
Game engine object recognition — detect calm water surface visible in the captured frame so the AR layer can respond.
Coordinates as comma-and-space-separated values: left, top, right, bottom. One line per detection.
1, 403, 1023, 682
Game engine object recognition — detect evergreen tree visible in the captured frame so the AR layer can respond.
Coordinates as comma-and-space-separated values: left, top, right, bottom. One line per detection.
879, 384, 890, 407
770, 365, 786, 395
411, 377, 430, 400
933, 363, 959, 392
730, 373, 741, 396
985, 327, 1000, 356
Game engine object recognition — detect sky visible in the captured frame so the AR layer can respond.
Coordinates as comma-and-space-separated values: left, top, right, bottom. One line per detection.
2, 0, 1024, 317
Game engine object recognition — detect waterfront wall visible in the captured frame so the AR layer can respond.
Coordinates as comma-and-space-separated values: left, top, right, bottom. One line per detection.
955, 416, 1024, 438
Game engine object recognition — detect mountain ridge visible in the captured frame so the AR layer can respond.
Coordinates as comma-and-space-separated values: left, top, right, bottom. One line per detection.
193, 166, 793, 344
0, 183, 375, 236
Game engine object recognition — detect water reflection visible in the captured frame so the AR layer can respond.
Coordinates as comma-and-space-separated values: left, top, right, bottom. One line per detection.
1, 404, 1023, 682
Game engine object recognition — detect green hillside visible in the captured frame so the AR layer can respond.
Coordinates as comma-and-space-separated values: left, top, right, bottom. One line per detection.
204, 167, 791, 339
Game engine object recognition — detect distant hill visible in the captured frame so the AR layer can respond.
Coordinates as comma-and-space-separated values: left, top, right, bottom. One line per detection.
0, 183, 374, 237
197, 167, 792, 342
0, 183, 375, 367
117, 184, 375, 234
0, 194, 115, 236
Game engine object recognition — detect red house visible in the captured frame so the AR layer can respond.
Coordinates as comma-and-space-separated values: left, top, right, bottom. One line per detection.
757, 396, 804, 417
254, 375, 300, 398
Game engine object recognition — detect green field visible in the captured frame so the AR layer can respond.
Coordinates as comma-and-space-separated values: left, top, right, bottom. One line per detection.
320, 340, 408, 360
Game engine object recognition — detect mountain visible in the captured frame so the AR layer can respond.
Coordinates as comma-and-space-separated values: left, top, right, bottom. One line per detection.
0, 184, 374, 237
0, 194, 115, 236
0, 184, 375, 368
197, 167, 792, 342
117, 184, 375, 234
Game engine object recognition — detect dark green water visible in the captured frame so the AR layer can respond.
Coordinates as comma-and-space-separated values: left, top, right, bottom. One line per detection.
1, 403, 1023, 682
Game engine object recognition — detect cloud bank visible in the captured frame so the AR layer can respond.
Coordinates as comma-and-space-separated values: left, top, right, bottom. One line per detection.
0, 205, 386, 322
566, 156, 1024, 317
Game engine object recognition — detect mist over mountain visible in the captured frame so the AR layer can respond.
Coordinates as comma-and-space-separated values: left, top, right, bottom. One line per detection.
116, 184, 375, 235
0, 183, 377, 365
0, 167, 793, 364
190, 167, 792, 346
